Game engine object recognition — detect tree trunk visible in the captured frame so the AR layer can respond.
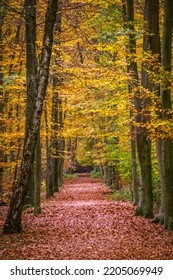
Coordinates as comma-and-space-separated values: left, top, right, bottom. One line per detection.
34, 132, 41, 215
57, 98, 65, 188
155, 139, 164, 224
51, 78, 61, 192
161, 0, 173, 230
130, 130, 139, 205
134, 0, 160, 218
52, 2, 63, 191
45, 103, 54, 198
24, 0, 39, 207
138, 1, 153, 217
51, 78, 59, 192
122, 0, 139, 205
147, 1, 163, 224
0, 1, 6, 196
57, 139, 65, 188
50, 88, 65, 191
3, 0, 58, 234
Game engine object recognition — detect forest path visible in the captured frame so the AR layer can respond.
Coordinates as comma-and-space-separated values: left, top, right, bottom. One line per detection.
1, 173, 173, 259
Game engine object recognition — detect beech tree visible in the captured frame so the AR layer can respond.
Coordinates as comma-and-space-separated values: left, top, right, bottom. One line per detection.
134, 0, 161, 218
24, 0, 36, 206
161, 0, 173, 230
24, 0, 41, 215
3, 0, 58, 234
48, 0, 64, 195
0, 1, 5, 196
122, 0, 139, 205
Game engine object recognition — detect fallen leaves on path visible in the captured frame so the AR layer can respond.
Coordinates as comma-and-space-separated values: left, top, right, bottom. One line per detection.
0, 174, 173, 259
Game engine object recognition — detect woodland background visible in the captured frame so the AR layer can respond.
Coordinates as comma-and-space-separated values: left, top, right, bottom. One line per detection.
0, 0, 173, 234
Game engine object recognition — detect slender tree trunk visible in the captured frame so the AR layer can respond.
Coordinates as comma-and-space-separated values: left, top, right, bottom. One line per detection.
23, 0, 41, 213
149, 2, 163, 224
122, 0, 139, 205
138, 0, 152, 218
155, 139, 164, 224
52, 2, 63, 192
3, 0, 58, 234
57, 98, 65, 187
130, 131, 139, 205
24, 0, 38, 207
51, 78, 59, 192
51, 93, 65, 190
0, 1, 6, 196
34, 132, 41, 215
51, 78, 61, 192
45, 103, 54, 198
161, 0, 173, 230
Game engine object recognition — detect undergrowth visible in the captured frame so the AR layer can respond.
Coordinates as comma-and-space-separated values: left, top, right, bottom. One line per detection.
89, 170, 101, 178
64, 173, 78, 179
108, 187, 132, 202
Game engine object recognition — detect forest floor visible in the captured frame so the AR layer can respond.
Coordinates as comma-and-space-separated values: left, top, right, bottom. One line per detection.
0, 173, 173, 260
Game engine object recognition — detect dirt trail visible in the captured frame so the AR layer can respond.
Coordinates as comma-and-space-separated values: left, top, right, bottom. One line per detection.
0, 173, 173, 259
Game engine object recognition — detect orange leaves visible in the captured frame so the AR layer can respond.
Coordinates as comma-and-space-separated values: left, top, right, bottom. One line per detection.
1, 174, 173, 260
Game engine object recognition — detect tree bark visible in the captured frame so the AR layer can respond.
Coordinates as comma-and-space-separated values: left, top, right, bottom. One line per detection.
52, 1, 63, 191
134, 0, 160, 218
57, 97, 65, 188
0, 1, 6, 196
161, 0, 173, 230
122, 0, 139, 205
45, 102, 54, 198
3, 0, 58, 234
24, 0, 39, 207
155, 139, 164, 224
34, 132, 41, 215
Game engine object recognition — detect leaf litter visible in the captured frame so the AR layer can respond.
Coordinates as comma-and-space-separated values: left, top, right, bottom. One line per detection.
0, 173, 173, 260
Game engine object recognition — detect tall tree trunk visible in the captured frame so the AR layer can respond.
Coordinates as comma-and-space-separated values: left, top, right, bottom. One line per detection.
122, 0, 139, 205
137, 0, 152, 218
24, 0, 36, 206
51, 84, 65, 191
0, 1, 6, 196
45, 102, 54, 198
34, 132, 41, 215
161, 0, 173, 230
155, 139, 164, 224
24, 0, 41, 208
145, 1, 163, 224
135, 0, 160, 218
3, 0, 58, 234
52, 1, 62, 192
51, 78, 59, 192
57, 98, 65, 187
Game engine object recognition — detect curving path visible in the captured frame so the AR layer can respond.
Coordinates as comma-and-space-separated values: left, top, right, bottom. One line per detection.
0, 173, 173, 259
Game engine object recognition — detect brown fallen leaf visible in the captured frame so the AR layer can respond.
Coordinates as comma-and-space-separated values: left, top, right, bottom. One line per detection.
0, 174, 173, 260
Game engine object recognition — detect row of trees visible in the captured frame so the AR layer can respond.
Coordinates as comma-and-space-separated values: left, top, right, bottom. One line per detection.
0, 0, 173, 233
